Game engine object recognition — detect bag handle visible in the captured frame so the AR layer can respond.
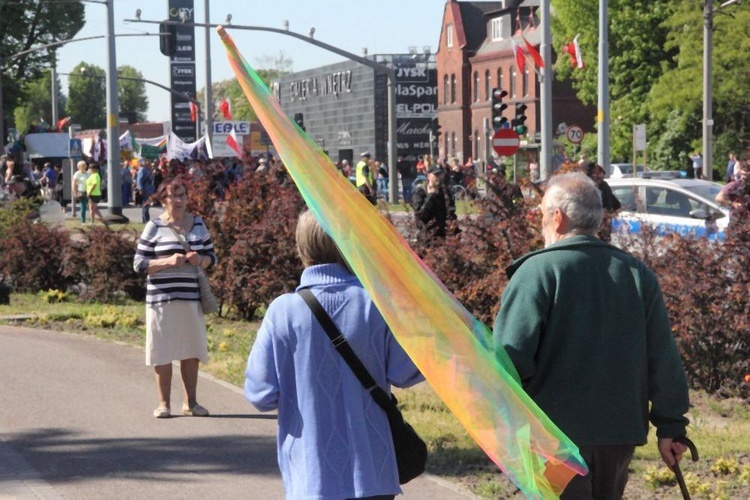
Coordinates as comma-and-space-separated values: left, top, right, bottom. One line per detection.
297, 289, 397, 415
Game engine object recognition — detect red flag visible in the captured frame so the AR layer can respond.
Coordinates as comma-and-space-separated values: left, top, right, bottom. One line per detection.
511, 38, 525, 71
226, 127, 242, 157
522, 35, 544, 68
189, 101, 198, 122
219, 98, 232, 120
563, 35, 584, 69
56, 116, 71, 132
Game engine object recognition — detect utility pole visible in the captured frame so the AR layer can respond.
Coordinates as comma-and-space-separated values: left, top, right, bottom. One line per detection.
104, 0, 125, 222
539, 1, 553, 180
597, 0, 610, 175
204, 0, 214, 147
702, 0, 714, 181
50, 52, 59, 125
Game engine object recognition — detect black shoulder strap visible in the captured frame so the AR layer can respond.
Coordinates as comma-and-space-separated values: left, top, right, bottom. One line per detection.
297, 289, 395, 414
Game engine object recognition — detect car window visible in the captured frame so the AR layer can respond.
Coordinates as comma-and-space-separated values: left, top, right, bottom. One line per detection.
612, 186, 642, 212
645, 187, 693, 217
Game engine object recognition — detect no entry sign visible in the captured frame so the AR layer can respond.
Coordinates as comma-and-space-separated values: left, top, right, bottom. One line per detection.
492, 128, 520, 156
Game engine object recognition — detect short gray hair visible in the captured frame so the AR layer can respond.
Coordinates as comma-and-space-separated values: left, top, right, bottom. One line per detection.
295, 210, 347, 268
543, 173, 603, 234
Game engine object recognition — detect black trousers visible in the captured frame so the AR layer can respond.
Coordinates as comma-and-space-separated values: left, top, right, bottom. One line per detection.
560, 444, 635, 500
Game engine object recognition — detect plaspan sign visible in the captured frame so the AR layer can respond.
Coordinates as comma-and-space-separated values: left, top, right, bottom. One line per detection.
168, 0, 196, 142
394, 61, 437, 158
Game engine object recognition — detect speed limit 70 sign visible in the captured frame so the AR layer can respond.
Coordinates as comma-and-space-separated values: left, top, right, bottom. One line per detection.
566, 125, 584, 144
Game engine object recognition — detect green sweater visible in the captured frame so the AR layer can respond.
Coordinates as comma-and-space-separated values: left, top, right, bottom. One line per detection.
493, 235, 689, 446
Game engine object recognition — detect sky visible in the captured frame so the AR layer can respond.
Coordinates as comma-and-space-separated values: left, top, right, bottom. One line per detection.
56, 0, 447, 123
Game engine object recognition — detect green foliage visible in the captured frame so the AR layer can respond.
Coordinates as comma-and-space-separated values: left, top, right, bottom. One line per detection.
13, 70, 66, 133
0, 0, 85, 127
66, 62, 107, 129
118, 65, 149, 122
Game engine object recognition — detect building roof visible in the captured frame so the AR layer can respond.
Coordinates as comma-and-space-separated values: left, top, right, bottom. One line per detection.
456, 2, 500, 51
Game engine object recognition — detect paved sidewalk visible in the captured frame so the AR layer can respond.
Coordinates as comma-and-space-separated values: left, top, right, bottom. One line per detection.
0, 325, 476, 499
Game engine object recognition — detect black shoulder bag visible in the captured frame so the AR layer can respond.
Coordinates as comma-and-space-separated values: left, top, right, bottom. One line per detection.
297, 289, 427, 484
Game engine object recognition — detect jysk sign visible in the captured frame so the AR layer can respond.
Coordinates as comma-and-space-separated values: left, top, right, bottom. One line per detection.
168, 0, 196, 142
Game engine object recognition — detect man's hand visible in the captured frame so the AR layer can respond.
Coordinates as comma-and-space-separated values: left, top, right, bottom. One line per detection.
658, 437, 688, 469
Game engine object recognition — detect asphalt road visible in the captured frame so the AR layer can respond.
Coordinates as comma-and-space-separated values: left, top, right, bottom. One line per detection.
0, 325, 474, 499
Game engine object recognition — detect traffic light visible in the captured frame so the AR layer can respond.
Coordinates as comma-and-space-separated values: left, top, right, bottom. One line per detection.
491, 88, 509, 130
159, 21, 177, 57
294, 113, 305, 132
434, 120, 442, 138
512, 103, 528, 135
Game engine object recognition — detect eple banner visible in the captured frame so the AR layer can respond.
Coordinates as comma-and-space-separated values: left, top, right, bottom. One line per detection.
168, 0, 197, 142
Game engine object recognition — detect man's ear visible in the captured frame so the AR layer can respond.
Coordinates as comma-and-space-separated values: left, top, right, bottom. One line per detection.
552, 208, 568, 234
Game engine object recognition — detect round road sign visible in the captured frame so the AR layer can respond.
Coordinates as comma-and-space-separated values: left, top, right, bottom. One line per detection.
566, 125, 584, 144
492, 128, 520, 156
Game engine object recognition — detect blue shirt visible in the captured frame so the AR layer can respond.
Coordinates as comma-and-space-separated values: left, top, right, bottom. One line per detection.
244, 263, 423, 499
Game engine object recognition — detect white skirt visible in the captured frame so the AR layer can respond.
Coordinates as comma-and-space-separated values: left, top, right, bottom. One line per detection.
145, 300, 208, 366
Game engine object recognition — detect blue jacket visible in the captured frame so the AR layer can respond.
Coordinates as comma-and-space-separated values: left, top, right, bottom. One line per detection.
136, 166, 154, 198
245, 263, 423, 499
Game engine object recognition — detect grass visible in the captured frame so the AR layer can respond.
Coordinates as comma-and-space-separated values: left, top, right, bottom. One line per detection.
2, 293, 748, 498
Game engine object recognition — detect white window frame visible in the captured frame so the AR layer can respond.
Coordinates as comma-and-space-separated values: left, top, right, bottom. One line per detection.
447, 24, 454, 48
491, 18, 502, 41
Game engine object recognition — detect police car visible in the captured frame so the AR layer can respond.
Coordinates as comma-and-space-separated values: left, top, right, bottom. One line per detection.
608, 177, 730, 241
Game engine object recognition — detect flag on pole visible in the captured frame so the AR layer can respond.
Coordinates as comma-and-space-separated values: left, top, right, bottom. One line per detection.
189, 101, 198, 122
511, 38, 525, 71
226, 126, 242, 157
563, 35, 584, 69
219, 98, 233, 120
522, 35, 544, 68
56, 116, 71, 132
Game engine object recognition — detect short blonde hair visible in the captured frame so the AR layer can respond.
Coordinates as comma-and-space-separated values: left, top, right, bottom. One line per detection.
295, 210, 347, 268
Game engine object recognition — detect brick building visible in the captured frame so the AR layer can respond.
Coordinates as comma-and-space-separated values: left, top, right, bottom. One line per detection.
436, 0, 595, 168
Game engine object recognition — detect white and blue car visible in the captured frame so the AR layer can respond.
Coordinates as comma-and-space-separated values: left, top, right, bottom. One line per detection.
608, 177, 730, 242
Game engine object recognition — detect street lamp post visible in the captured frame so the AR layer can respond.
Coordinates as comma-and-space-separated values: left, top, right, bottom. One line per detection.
702, 0, 740, 181
125, 17, 400, 203
104, 0, 125, 222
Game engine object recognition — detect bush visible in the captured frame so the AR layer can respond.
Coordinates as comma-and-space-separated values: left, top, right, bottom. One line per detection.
188, 169, 305, 320
63, 226, 144, 303
0, 207, 73, 292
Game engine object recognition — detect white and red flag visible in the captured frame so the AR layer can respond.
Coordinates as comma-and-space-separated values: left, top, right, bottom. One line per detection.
56, 116, 71, 132
522, 35, 544, 68
226, 126, 242, 157
219, 98, 232, 120
511, 38, 525, 71
563, 35, 584, 69
189, 101, 198, 122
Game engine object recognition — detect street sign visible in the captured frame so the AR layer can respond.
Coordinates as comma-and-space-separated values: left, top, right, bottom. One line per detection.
566, 124, 584, 144
492, 128, 520, 156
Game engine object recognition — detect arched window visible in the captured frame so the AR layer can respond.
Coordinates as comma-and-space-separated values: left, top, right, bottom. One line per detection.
450, 74, 457, 104
451, 132, 457, 156
510, 66, 517, 98
473, 71, 479, 102
475, 131, 481, 162
485, 70, 491, 101
443, 74, 449, 105
496, 68, 504, 92
522, 66, 529, 96
444, 133, 449, 159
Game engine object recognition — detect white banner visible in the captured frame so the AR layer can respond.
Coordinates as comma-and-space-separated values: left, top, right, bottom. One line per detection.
166, 132, 209, 161
24, 133, 70, 158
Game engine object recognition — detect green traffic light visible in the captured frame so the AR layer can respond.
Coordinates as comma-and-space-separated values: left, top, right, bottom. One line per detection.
515, 125, 527, 135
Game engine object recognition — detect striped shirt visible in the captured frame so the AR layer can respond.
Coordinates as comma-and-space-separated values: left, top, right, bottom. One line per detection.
134, 216, 218, 306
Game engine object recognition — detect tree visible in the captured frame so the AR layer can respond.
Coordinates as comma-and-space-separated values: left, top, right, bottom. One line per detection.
66, 63, 106, 130
118, 65, 148, 122
0, 1, 85, 128
552, 0, 680, 162
198, 52, 293, 122
13, 70, 66, 134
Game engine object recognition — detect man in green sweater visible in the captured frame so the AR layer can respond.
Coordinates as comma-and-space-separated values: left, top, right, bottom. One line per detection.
493, 173, 691, 499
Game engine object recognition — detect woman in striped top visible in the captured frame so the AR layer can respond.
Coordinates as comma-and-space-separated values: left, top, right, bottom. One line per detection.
133, 176, 218, 419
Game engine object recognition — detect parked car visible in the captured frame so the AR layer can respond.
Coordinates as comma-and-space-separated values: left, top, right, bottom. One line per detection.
608, 178, 729, 241
609, 163, 647, 178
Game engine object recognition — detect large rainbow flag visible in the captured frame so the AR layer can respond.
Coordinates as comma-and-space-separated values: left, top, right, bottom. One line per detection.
217, 27, 587, 498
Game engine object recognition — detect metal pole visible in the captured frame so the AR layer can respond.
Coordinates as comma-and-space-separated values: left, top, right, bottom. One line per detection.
597, 0, 610, 175
539, 0, 553, 180
51, 55, 59, 125
104, 0, 125, 221
0, 64, 4, 148
702, 0, 714, 181
204, 0, 213, 146
386, 68, 398, 204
